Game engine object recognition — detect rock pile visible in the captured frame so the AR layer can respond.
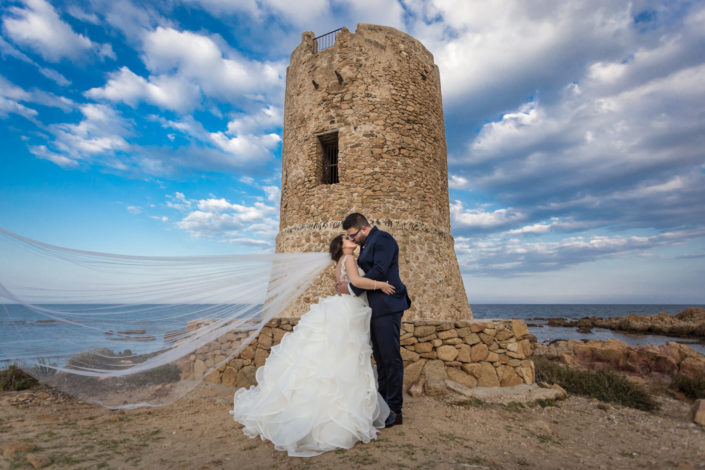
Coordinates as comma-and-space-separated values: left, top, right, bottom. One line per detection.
197, 318, 536, 396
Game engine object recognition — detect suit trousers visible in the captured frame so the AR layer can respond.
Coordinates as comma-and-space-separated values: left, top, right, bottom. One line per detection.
370, 311, 404, 413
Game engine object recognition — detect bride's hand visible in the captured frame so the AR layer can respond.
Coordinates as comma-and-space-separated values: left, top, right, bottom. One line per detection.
379, 281, 395, 295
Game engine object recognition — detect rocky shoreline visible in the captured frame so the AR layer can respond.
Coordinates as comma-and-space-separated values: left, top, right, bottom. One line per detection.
533, 307, 705, 337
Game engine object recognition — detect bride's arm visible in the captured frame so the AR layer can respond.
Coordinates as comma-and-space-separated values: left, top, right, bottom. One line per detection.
344, 256, 395, 294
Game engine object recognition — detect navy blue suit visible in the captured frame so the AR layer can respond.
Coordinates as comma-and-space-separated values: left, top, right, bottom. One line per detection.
350, 226, 411, 413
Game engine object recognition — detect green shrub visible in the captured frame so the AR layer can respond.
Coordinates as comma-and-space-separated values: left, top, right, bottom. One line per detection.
671, 374, 705, 400
533, 356, 659, 412
0, 365, 39, 391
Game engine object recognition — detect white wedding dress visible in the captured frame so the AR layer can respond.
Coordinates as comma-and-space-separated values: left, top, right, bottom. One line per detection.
230, 255, 390, 457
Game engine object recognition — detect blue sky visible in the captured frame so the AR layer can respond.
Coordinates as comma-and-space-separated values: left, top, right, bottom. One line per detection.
1, 0, 704, 304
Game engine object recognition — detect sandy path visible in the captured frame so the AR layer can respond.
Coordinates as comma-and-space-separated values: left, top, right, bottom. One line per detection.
1, 383, 704, 470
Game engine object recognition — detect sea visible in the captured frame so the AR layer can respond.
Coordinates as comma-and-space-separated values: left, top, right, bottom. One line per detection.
2, 303, 704, 369
472, 304, 705, 355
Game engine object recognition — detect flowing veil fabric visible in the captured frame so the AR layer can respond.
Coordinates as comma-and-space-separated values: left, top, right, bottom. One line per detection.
0, 228, 330, 409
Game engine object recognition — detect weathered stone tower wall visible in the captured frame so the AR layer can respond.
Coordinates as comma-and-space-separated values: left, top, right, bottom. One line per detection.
276, 23, 472, 321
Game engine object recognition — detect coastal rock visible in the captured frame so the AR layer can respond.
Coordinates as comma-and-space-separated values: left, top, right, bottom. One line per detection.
693, 400, 705, 427
678, 357, 705, 379
542, 308, 705, 338
533, 338, 705, 380
676, 308, 705, 322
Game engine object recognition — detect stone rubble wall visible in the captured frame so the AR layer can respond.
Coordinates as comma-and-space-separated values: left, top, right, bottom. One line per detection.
277, 23, 472, 321
198, 318, 535, 395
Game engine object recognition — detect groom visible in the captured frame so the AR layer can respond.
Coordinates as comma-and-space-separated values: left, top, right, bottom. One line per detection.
337, 213, 411, 427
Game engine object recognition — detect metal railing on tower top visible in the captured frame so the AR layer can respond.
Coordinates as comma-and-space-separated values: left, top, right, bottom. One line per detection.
314, 28, 342, 52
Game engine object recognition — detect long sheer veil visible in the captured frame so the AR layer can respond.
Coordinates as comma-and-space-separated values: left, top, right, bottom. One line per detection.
0, 228, 330, 409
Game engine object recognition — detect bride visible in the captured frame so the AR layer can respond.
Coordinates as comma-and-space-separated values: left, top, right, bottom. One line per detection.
230, 234, 394, 457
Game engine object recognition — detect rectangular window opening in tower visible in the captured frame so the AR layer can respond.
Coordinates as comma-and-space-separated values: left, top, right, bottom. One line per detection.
318, 132, 339, 184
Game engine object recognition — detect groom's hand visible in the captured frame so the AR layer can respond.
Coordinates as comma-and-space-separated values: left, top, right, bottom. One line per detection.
335, 281, 350, 296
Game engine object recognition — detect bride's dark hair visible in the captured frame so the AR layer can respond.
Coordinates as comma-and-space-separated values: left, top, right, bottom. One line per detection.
329, 235, 344, 262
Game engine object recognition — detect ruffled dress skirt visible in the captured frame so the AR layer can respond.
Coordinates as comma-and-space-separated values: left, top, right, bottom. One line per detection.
231, 294, 389, 457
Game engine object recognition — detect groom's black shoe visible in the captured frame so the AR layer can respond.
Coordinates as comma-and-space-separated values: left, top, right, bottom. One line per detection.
385, 410, 402, 428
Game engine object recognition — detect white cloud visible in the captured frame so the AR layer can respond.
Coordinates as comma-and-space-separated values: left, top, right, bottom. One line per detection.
31, 103, 131, 168
448, 174, 469, 190
0, 75, 73, 120
450, 200, 525, 229
413, 1, 632, 106
2, 0, 109, 62
455, 227, 705, 276
159, 107, 281, 167
166, 192, 279, 246
141, 27, 284, 104
87, 66, 200, 112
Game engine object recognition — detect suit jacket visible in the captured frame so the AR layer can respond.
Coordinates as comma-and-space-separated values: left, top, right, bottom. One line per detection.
350, 226, 411, 317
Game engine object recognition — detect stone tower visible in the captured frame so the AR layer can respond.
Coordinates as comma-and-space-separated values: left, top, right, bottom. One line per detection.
276, 23, 472, 321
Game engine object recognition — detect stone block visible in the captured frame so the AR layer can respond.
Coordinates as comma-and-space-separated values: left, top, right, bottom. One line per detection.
240, 345, 255, 360
401, 347, 420, 362
498, 365, 523, 387
221, 366, 239, 387
272, 328, 288, 344
400, 336, 419, 346
254, 348, 269, 367
464, 333, 481, 345
693, 400, 705, 427
476, 362, 500, 387
447, 367, 478, 389
423, 360, 448, 396
479, 333, 495, 345
495, 329, 513, 341
414, 325, 436, 337
456, 327, 472, 337
437, 345, 459, 361
438, 329, 458, 340
204, 369, 221, 384
456, 344, 472, 363
471, 343, 489, 362
461, 363, 481, 378
403, 359, 426, 392
236, 365, 256, 388
511, 319, 530, 338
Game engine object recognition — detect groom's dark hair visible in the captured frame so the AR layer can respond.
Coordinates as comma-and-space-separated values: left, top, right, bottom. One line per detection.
342, 213, 370, 230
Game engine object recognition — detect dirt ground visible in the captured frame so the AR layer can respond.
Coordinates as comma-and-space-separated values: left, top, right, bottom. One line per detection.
1, 383, 704, 470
